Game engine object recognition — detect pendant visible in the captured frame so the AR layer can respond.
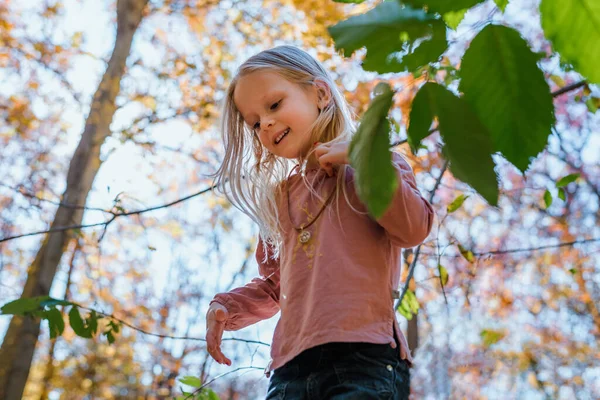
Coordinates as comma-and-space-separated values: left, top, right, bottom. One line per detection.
298, 230, 311, 244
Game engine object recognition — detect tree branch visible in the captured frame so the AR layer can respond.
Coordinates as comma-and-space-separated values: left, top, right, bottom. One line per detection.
0, 183, 217, 243
415, 238, 600, 258
73, 304, 270, 347
551, 80, 587, 97
184, 366, 265, 400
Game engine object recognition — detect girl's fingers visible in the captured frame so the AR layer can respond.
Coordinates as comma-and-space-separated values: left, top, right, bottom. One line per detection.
206, 305, 231, 365
206, 328, 231, 365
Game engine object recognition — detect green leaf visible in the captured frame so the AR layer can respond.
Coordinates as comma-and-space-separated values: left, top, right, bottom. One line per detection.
348, 82, 398, 219
397, 20, 448, 72
1, 297, 47, 315
402, 0, 485, 14
586, 97, 600, 113
459, 25, 555, 172
328, 1, 438, 73
556, 173, 579, 187
69, 307, 92, 338
88, 310, 98, 335
569, 268, 577, 274
407, 82, 499, 205
46, 307, 65, 339
458, 244, 475, 263
398, 306, 412, 320
443, 9, 467, 30
493, 0, 509, 11
481, 329, 506, 346
110, 320, 121, 334
541, 0, 600, 84
179, 376, 203, 388
397, 289, 419, 320
543, 189, 553, 208
447, 194, 469, 213
206, 389, 220, 400
557, 188, 566, 201
105, 330, 115, 344
438, 265, 449, 286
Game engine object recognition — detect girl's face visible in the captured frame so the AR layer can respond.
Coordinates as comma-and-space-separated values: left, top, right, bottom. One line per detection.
233, 70, 322, 160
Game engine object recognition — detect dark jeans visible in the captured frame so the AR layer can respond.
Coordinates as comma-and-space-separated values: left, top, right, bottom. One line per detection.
265, 342, 410, 399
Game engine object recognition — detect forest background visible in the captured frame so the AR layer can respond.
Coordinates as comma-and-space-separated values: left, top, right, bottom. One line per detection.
0, 0, 599, 399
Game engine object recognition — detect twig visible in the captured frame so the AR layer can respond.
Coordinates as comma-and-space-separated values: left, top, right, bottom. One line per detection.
414, 238, 600, 258
74, 304, 270, 346
0, 183, 217, 243
0, 182, 110, 214
184, 366, 265, 400
551, 80, 586, 97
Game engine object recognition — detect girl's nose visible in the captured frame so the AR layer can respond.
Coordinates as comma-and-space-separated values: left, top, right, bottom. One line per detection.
262, 118, 275, 131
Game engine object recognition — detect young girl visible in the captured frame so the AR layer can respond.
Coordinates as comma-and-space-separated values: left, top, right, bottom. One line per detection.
206, 45, 433, 399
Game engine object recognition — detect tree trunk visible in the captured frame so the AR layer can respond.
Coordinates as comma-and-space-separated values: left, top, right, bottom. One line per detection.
406, 278, 419, 355
0, 1, 148, 398
39, 240, 79, 400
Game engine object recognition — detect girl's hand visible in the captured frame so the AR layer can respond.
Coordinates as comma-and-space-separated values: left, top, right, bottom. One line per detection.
205, 303, 232, 366
313, 140, 350, 177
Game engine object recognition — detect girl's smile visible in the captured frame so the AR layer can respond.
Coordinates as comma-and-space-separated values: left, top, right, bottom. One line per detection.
233, 70, 321, 159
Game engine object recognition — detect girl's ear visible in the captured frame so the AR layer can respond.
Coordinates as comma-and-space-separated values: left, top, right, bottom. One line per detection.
314, 79, 332, 110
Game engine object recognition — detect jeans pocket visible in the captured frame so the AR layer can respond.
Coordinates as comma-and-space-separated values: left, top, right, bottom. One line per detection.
352, 343, 401, 370
334, 346, 398, 398
265, 364, 299, 400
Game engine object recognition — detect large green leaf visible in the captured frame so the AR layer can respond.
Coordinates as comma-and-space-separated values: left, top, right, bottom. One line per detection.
328, 1, 438, 73
1, 296, 72, 316
69, 307, 93, 338
45, 307, 65, 339
1, 297, 45, 315
459, 25, 554, 172
397, 20, 447, 71
349, 82, 397, 219
401, 0, 485, 14
407, 82, 499, 205
541, 0, 600, 84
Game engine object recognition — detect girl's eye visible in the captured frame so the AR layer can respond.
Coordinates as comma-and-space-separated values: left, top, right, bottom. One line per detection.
253, 122, 260, 131
270, 100, 281, 110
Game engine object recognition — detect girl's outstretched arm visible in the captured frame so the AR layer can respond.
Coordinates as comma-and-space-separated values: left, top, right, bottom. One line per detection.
209, 236, 280, 331
206, 236, 280, 365
376, 152, 434, 248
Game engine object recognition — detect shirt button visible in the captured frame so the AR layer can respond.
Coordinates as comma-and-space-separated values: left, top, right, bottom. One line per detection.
386, 365, 393, 371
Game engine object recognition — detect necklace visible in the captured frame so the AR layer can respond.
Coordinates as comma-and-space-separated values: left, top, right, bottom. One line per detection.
287, 176, 336, 244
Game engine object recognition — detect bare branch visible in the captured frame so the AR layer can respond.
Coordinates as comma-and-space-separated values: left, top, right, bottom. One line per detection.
0, 183, 217, 243
185, 366, 265, 400
0, 183, 110, 214
551, 80, 587, 97
73, 304, 270, 347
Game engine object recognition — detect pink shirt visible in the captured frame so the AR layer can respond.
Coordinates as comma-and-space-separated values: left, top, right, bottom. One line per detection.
211, 152, 434, 373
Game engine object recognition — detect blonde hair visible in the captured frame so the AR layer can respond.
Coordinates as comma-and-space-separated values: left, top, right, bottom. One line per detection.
213, 46, 356, 253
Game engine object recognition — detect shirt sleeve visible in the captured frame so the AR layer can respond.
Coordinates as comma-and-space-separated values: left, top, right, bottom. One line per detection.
376, 152, 434, 248
209, 235, 281, 331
